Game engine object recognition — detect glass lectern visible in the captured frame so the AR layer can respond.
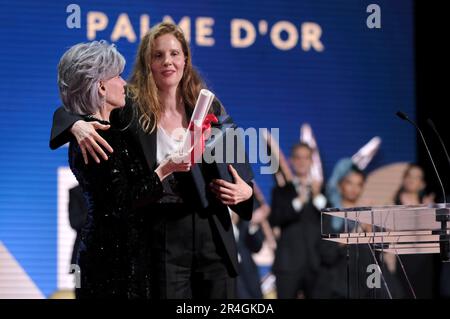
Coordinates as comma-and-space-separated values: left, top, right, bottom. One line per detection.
321, 204, 450, 298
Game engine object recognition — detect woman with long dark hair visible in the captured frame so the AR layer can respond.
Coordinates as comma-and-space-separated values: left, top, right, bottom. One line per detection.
394, 164, 435, 205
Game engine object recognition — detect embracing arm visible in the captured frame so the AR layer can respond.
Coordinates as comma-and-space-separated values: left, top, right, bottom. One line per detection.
49, 107, 84, 150
50, 107, 114, 164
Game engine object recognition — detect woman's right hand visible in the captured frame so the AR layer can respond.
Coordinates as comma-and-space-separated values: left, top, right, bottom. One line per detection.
155, 155, 191, 181
70, 120, 113, 164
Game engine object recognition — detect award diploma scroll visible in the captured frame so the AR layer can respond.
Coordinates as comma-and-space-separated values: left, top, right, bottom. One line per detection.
173, 89, 215, 163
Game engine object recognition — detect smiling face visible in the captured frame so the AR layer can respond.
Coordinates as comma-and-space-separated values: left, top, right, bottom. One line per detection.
101, 75, 127, 109
150, 33, 186, 91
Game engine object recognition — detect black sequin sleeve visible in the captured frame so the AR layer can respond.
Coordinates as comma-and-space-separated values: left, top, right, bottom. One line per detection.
103, 130, 163, 213
70, 128, 163, 220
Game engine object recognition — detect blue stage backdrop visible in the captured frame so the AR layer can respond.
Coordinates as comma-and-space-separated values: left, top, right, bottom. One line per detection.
0, 0, 415, 297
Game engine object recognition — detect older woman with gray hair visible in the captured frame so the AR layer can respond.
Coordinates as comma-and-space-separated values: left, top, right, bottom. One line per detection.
58, 40, 190, 298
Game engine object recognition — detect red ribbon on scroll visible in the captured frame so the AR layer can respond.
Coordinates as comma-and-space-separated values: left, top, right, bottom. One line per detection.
188, 113, 218, 164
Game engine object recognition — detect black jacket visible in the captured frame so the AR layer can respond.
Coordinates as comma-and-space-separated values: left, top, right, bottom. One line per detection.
269, 182, 322, 274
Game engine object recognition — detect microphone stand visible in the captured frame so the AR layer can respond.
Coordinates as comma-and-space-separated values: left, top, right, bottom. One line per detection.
397, 112, 450, 262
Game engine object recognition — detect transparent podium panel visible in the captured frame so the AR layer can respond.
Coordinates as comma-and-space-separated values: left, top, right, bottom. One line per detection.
321, 204, 450, 254
320, 204, 450, 299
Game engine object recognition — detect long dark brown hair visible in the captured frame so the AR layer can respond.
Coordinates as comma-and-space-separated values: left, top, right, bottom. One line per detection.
393, 163, 425, 204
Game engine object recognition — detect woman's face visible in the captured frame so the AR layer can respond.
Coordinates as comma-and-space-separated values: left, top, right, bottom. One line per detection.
150, 33, 186, 91
102, 75, 127, 109
403, 166, 425, 193
339, 172, 365, 203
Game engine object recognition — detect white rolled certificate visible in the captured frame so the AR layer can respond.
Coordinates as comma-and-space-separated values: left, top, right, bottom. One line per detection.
190, 89, 215, 128
177, 89, 215, 161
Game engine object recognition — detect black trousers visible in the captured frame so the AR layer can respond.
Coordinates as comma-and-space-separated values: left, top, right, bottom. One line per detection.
149, 203, 236, 299
275, 269, 317, 299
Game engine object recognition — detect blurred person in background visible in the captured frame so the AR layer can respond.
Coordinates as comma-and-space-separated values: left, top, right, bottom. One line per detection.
233, 202, 267, 299
394, 164, 435, 205
314, 159, 372, 298
393, 164, 436, 299
314, 159, 406, 298
269, 142, 327, 298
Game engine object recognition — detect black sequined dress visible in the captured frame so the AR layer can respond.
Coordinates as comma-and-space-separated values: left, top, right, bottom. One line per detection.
69, 117, 162, 299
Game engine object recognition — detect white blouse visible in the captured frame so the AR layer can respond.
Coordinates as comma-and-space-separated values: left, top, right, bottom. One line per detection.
156, 126, 184, 164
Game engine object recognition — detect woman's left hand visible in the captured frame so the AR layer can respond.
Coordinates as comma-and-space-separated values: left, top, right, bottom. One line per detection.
210, 165, 253, 206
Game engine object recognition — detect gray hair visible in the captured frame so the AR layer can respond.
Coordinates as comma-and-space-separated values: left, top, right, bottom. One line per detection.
57, 40, 125, 115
